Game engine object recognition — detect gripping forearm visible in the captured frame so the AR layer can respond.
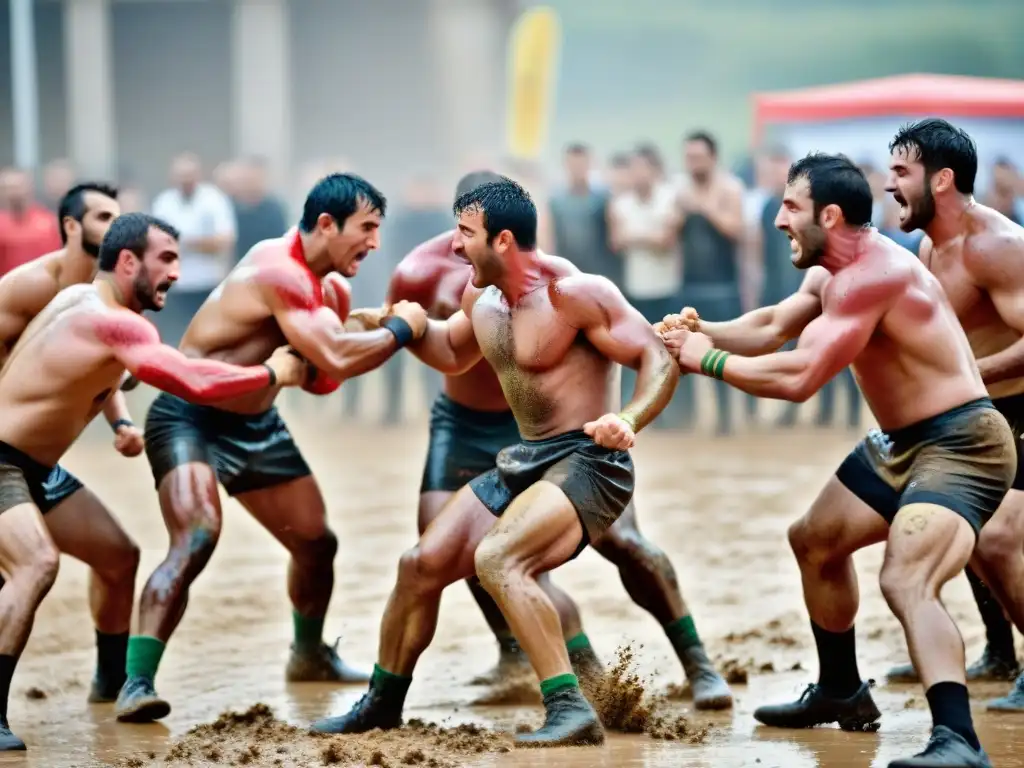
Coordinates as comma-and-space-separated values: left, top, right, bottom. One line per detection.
700, 307, 785, 356
409, 319, 480, 375
718, 350, 812, 401
619, 346, 680, 432
136, 356, 272, 405
320, 328, 400, 380
978, 340, 1024, 387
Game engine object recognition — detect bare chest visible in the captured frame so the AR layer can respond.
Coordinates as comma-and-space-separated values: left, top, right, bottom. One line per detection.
472, 288, 577, 373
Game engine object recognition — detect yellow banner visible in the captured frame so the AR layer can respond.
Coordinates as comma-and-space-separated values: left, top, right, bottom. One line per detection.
505, 6, 561, 161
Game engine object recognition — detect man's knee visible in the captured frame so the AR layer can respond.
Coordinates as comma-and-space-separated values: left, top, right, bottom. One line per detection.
95, 538, 141, 585
474, 536, 517, 593
397, 543, 455, 593
290, 527, 338, 564
788, 514, 844, 567
10, 539, 61, 596
878, 560, 930, 616
978, 517, 1020, 564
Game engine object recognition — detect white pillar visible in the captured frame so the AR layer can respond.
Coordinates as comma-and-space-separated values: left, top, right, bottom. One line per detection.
11, 0, 40, 170
231, 0, 290, 186
63, 0, 115, 178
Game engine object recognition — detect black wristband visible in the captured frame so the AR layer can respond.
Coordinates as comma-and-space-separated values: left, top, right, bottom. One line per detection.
120, 374, 140, 392
110, 418, 133, 433
381, 316, 415, 349
262, 363, 277, 387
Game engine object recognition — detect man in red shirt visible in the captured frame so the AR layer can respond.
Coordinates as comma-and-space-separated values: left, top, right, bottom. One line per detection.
0, 168, 62, 276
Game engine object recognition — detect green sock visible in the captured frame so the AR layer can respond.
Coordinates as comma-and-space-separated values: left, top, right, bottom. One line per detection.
665, 616, 702, 656
371, 664, 412, 697
125, 636, 165, 680
565, 633, 592, 654
292, 611, 325, 653
539, 673, 579, 698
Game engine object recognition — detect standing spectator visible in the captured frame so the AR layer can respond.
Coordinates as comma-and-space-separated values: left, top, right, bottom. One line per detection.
549, 143, 619, 283
609, 144, 684, 428
984, 158, 1022, 224
41, 159, 76, 212
676, 131, 746, 435
0, 168, 61, 277
606, 152, 634, 197
151, 152, 236, 346
231, 156, 288, 263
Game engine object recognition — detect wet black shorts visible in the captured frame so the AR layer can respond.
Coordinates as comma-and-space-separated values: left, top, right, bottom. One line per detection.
144, 392, 311, 497
992, 392, 1024, 490
420, 394, 521, 493
0, 440, 82, 515
836, 397, 1016, 534
469, 430, 635, 558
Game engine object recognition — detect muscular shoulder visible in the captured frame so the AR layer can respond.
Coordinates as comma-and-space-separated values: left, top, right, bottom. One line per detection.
550, 272, 626, 327
389, 231, 460, 302
240, 237, 320, 309
962, 210, 1024, 286
799, 266, 831, 298
0, 256, 62, 315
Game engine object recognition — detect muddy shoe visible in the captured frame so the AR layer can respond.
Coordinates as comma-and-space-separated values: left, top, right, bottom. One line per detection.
88, 671, 127, 704
887, 725, 992, 767
515, 687, 605, 748
115, 676, 171, 723
470, 638, 531, 685
987, 670, 1024, 712
681, 645, 733, 710
754, 681, 880, 731
286, 640, 369, 684
310, 688, 402, 735
0, 718, 25, 751
888, 645, 1019, 684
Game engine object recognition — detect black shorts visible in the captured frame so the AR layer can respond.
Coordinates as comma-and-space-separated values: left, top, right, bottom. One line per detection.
836, 397, 1016, 535
420, 395, 521, 493
469, 430, 635, 558
144, 392, 311, 497
0, 440, 82, 515
992, 392, 1024, 490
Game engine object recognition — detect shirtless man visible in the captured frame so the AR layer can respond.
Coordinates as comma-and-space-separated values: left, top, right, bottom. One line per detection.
311, 176, 678, 747
658, 153, 1012, 767
0, 212, 306, 749
0, 182, 150, 707
884, 119, 1024, 713
116, 174, 429, 723
377, 169, 730, 707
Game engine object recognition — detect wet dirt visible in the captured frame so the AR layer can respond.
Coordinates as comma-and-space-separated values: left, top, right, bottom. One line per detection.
7, 400, 1024, 767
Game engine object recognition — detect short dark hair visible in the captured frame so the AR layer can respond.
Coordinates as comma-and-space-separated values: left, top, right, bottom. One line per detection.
98, 213, 179, 272
609, 152, 631, 168
889, 119, 977, 195
57, 182, 118, 245
685, 131, 718, 157
787, 152, 873, 227
634, 143, 662, 169
298, 173, 386, 233
453, 176, 537, 250
454, 170, 504, 203
564, 142, 589, 155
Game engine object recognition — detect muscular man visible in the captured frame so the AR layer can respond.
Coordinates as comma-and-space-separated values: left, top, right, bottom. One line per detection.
0, 183, 149, 707
659, 154, 1012, 767
0, 212, 305, 749
380, 170, 730, 708
117, 174, 428, 723
884, 119, 1024, 712
312, 177, 678, 747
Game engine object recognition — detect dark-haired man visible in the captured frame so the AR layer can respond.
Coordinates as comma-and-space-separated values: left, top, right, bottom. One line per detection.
884, 119, 1024, 714
0, 183, 151, 708
0, 212, 306, 750
659, 153, 1012, 767
377, 170, 732, 705
117, 174, 430, 723
313, 176, 679, 748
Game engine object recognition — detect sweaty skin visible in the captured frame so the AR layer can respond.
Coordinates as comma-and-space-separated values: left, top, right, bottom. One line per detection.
668, 232, 986, 430
410, 253, 677, 438
178, 230, 403, 413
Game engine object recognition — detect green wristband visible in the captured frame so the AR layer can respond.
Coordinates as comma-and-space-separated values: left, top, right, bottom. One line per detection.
699, 349, 719, 376
713, 351, 730, 380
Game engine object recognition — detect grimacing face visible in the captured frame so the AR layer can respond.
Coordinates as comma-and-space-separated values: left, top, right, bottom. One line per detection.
132, 227, 180, 312
321, 203, 382, 278
886, 146, 936, 232
774, 177, 828, 269
452, 207, 503, 289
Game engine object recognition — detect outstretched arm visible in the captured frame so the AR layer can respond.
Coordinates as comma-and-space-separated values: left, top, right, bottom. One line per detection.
966, 234, 1024, 385
96, 313, 277, 405
693, 267, 827, 355
406, 285, 484, 375
559, 275, 679, 432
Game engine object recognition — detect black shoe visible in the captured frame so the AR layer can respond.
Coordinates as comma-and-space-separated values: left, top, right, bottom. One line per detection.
681, 645, 733, 710
515, 687, 605, 748
309, 686, 403, 734
987, 669, 1024, 712
888, 645, 1019, 684
470, 638, 531, 685
887, 725, 991, 767
753, 680, 881, 731
286, 639, 369, 683
114, 676, 171, 723
88, 670, 127, 704
0, 718, 25, 751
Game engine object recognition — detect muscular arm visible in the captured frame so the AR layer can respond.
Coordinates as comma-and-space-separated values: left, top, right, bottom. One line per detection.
698, 267, 826, 355
102, 390, 133, 426
965, 234, 1024, 385
699, 180, 745, 241
96, 313, 274, 405
559, 275, 679, 431
407, 286, 483, 375
267, 267, 401, 380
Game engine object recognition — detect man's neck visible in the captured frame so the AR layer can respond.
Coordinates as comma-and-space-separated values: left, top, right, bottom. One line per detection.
497, 250, 544, 305
821, 226, 872, 273
295, 230, 330, 277
94, 274, 131, 308
924, 193, 974, 248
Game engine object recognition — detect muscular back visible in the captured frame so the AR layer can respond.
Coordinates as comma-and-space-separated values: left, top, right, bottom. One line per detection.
920, 204, 1024, 399
0, 252, 69, 363
0, 285, 129, 463
389, 231, 508, 411
817, 234, 986, 429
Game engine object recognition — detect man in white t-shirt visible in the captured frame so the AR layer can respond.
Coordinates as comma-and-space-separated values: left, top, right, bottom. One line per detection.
151, 152, 237, 346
